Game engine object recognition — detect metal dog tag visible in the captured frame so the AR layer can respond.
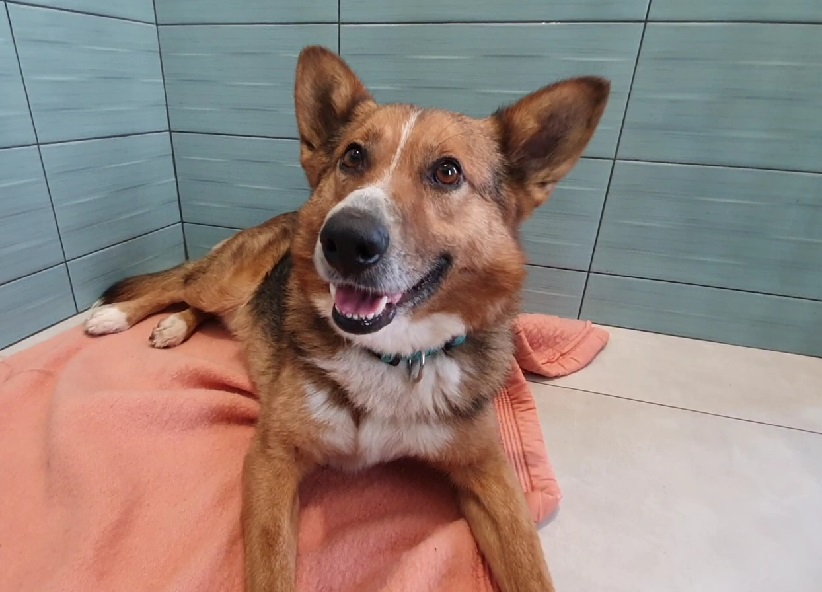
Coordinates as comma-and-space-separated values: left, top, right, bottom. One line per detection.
407, 351, 426, 383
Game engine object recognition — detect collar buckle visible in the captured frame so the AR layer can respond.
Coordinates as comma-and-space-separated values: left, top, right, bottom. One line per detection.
370, 335, 467, 383
407, 351, 426, 383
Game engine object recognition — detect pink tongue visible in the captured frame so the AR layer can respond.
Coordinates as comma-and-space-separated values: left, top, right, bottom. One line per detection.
333, 287, 403, 317
334, 286, 386, 317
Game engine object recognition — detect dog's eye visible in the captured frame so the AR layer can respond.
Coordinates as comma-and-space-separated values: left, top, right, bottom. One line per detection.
340, 143, 366, 171
432, 158, 463, 187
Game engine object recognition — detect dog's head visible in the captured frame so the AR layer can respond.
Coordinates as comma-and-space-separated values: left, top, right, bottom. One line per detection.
290, 46, 609, 356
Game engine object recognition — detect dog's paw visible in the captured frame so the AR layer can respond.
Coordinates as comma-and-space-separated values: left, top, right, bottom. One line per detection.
149, 314, 188, 349
85, 305, 129, 336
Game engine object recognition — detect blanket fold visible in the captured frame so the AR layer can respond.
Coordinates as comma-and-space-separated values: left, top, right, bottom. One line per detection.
0, 314, 607, 592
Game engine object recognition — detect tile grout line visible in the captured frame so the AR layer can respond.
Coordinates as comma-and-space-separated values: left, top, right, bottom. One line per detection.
5, 0, 154, 25
527, 264, 822, 304
600, 324, 820, 359
565, 319, 817, 359
575, 155, 614, 319
171, 131, 300, 141
159, 20, 822, 26
532, 379, 822, 436
0, 262, 62, 289
0, 223, 183, 291
185, 222, 243, 232
152, 0, 188, 259
5, 2, 78, 311
614, 157, 822, 177
64, 222, 182, 263
5, 138, 822, 177
5, 139, 822, 178
576, 1, 652, 320
1, 130, 169, 150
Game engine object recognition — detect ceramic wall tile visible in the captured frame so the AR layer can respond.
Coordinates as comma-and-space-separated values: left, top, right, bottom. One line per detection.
10, 5, 166, 142
160, 25, 337, 137
174, 133, 308, 228
0, 146, 63, 284
620, 24, 822, 172
41, 133, 178, 259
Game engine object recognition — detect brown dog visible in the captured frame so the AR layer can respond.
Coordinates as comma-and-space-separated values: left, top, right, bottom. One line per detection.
84, 46, 608, 592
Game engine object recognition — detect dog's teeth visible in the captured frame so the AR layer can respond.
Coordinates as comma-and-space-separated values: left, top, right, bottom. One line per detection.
374, 296, 388, 317
334, 295, 390, 322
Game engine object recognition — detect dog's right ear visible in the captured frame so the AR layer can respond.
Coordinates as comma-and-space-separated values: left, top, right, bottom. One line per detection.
295, 46, 375, 189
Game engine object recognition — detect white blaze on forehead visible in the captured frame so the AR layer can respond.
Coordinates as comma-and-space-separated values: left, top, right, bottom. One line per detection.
314, 110, 422, 274
312, 110, 427, 309
322, 110, 422, 222
382, 110, 420, 185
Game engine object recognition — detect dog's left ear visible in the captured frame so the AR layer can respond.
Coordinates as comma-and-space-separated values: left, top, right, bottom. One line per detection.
492, 77, 610, 221
294, 46, 375, 189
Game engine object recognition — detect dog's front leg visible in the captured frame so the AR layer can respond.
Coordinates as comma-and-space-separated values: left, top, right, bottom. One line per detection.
446, 443, 556, 592
242, 435, 307, 592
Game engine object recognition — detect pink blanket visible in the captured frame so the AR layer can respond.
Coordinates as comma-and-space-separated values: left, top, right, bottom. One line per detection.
0, 313, 607, 591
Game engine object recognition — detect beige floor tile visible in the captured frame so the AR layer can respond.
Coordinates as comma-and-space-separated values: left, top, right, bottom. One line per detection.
533, 382, 822, 592
543, 326, 822, 433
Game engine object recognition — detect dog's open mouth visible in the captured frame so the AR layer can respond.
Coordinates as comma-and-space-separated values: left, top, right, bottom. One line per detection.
330, 256, 451, 335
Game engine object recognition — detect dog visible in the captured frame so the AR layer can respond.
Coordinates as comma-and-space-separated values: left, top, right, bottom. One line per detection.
84, 45, 609, 592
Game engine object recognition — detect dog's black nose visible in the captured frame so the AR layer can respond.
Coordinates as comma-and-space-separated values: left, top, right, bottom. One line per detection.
320, 209, 389, 276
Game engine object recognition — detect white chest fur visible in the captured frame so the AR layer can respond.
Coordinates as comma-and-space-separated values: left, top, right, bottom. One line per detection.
306, 351, 462, 470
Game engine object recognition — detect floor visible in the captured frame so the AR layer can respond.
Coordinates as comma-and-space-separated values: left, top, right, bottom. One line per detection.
535, 327, 822, 592
4, 316, 822, 591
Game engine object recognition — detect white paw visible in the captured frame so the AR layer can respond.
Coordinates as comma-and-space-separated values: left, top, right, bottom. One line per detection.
149, 314, 188, 349
84, 305, 129, 336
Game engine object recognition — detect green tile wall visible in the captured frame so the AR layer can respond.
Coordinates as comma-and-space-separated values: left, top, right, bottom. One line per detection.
0, 1, 183, 349
592, 162, 822, 300
341, 0, 650, 23
159, 24, 337, 137
619, 24, 822, 173
340, 23, 642, 159
581, 275, 822, 358
10, 5, 167, 142
173, 134, 307, 228
3, 0, 820, 357
648, 0, 822, 23
521, 158, 612, 271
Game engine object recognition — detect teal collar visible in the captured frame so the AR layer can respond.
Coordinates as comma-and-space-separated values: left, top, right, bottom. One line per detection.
369, 335, 467, 383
